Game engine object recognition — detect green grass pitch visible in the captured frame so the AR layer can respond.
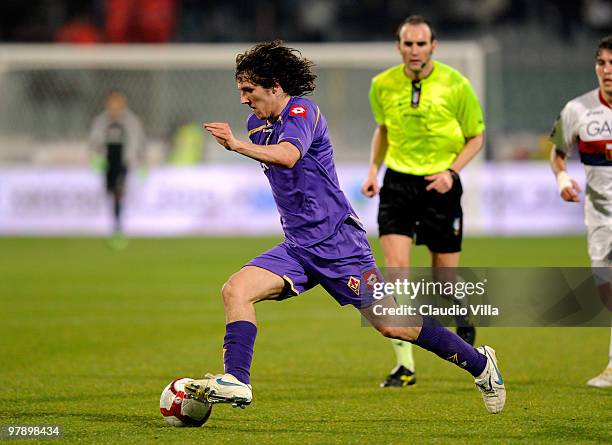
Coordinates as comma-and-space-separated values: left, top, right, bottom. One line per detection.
1, 236, 610, 444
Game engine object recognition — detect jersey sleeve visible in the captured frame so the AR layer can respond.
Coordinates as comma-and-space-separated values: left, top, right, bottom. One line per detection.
246, 114, 263, 143
549, 103, 576, 155
455, 79, 485, 138
369, 80, 385, 126
277, 104, 316, 157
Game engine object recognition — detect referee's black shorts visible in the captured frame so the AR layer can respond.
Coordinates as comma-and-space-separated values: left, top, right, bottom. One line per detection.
378, 168, 463, 253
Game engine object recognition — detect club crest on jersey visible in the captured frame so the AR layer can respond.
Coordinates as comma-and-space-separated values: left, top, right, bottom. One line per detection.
347, 276, 360, 295
289, 105, 307, 117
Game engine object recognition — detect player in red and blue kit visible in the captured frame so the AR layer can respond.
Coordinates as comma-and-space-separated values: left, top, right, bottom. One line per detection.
184, 40, 506, 414
550, 35, 612, 388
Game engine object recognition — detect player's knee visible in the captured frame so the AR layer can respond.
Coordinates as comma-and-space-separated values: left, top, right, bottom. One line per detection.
377, 325, 400, 339
385, 255, 409, 268
376, 325, 417, 342
384, 255, 408, 268
221, 278, 249, 307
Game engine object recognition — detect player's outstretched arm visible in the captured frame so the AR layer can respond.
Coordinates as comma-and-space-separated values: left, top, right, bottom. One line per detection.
549, 146, 581, 202
361, 125, 389, 197
204, 122, 300, 168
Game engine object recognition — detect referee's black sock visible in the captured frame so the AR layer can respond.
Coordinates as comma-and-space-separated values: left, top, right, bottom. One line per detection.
113, 198, 122, 233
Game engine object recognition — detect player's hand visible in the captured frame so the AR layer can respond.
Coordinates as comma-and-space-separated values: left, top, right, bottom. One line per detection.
560, 180, 581, 202
203, 122, 238, 151
361, 175, 380, 197
557, 171, 581, 202
425, 170, 453, 193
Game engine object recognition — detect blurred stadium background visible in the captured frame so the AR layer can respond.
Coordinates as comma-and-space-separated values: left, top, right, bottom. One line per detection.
1, 0, 609, 236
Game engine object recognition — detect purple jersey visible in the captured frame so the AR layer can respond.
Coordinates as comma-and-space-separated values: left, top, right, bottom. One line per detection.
247, 96, 356, 247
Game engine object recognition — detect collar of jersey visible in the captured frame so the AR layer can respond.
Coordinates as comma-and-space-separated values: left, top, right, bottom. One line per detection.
598, 90, 612, 109
267, 96, 301, 126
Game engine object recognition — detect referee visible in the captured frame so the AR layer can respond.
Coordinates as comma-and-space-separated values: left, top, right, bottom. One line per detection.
361, 15, 485, 388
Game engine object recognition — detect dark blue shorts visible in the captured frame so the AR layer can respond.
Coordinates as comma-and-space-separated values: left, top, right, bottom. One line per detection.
247, 217, 382, 309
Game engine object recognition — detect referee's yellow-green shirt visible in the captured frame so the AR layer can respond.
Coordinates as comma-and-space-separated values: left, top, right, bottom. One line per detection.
369, 61, 485, 176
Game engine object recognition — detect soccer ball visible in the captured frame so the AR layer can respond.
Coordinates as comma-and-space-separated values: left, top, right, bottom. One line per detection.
160, 378, 213, 427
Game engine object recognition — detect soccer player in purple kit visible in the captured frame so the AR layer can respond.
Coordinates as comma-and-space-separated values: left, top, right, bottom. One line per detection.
184, 41, 506, 414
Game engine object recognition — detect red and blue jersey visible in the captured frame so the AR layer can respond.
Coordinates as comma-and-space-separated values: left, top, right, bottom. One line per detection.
550, 88, 612, 226
550, 88, 612, 166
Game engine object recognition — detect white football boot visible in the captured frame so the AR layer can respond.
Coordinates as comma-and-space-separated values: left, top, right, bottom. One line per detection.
586, 367, 612, 388
184, 373, 252, 409
474, 346, 506, 414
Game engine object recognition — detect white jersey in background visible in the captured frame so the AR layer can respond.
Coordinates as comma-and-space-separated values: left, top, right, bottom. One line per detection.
550, 88, 612, 229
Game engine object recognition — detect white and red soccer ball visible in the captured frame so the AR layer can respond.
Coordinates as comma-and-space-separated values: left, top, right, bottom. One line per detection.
160, 378, 213, 427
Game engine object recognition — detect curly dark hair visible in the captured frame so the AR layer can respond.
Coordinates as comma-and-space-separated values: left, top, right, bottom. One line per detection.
597, 35, 612, 58
235, 40, 316, 97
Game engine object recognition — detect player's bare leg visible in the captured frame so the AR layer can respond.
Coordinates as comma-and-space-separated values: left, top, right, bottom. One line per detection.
588, 261, 612, 388
380, 234, 412, 267
379, 234, 417, 386
586, 324, 612, 388
185, 266, 285, 408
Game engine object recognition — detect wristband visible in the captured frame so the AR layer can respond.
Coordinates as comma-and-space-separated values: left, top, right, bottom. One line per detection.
447, 168, 459, 181
556, 171, 573, 193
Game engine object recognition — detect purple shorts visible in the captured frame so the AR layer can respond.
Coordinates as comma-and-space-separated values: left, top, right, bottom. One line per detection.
247, 217, 381, 309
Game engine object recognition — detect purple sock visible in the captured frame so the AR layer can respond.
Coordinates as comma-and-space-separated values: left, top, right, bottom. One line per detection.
414, 316, 487, 377
223, 320, 257, 384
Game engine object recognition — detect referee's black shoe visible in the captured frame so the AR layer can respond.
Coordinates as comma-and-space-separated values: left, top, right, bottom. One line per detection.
456, 325, 476, 346
380, 366, 416, 388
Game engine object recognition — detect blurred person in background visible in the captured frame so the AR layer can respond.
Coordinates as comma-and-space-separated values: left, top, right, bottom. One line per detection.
361, 15, 485, 388
53, 2, 102, 44
168, 117, 204, 165
89, 91, 146, 249
549, 35, 612, 389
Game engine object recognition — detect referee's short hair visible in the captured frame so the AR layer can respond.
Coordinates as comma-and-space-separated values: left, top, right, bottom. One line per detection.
395, 15, 436, 42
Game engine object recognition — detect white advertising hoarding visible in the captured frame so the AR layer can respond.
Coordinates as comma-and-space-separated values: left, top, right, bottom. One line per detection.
0, 163, 586, 236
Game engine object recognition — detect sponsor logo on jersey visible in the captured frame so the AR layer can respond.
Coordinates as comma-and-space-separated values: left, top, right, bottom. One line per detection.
289, 105, 307, 117
347, 276, 360, 295
586, 119, 612, 137
363, 269, 381, 291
